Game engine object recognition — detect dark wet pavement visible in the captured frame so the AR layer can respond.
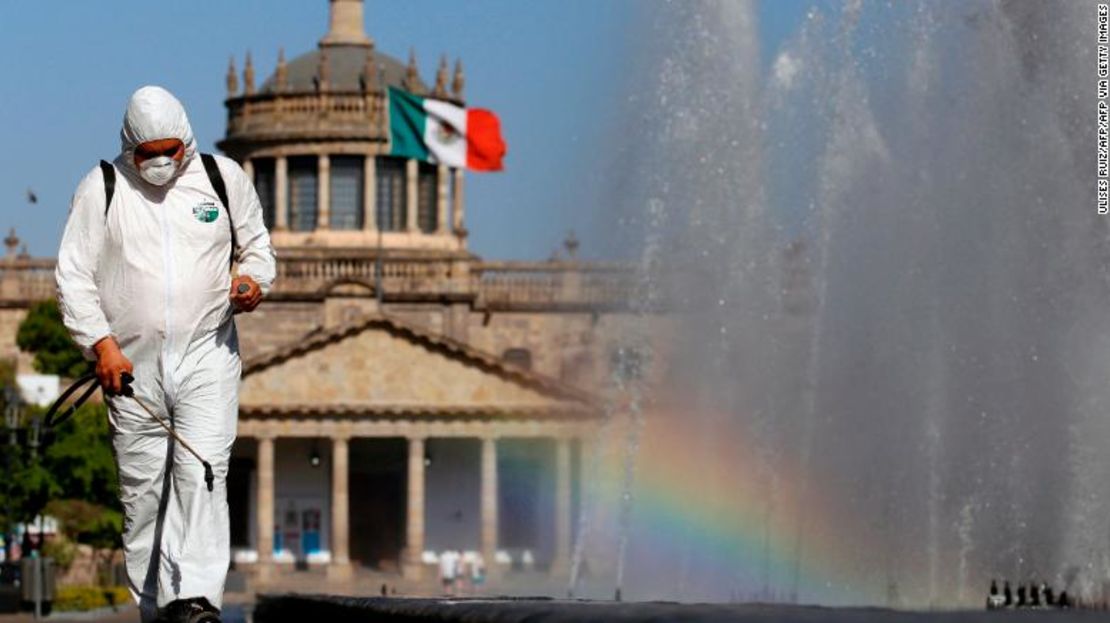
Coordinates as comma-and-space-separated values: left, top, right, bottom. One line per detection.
253, 595, 1110, 622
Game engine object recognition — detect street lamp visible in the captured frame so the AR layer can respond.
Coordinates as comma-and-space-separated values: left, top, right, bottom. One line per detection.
27, 412, 39, 456
3, 388, 22, 565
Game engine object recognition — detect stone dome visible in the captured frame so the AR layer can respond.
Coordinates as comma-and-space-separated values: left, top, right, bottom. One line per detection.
259, 44, 425, 94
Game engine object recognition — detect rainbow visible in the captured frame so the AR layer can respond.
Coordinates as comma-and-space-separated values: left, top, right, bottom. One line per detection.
590, 406, 881, 606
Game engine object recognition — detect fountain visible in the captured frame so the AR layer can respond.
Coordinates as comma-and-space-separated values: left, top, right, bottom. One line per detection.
576, 0, 1101, 609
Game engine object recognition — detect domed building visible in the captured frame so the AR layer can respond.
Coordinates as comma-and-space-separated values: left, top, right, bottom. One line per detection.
212, 0, 640, 590
218, 0, 462, 257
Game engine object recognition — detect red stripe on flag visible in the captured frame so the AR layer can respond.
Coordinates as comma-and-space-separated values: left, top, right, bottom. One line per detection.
466, 109, 506, 172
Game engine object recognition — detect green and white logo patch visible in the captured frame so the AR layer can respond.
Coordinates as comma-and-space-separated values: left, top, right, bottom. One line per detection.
193, 201, 220, 223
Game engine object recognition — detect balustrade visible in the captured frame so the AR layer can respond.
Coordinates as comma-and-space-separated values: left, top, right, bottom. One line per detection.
225, 91, 386, 143
0, 258, 59, 303
0, 255, 636, 310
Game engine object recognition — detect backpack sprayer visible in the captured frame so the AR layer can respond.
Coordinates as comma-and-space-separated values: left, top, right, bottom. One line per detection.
42, 283, 251, 493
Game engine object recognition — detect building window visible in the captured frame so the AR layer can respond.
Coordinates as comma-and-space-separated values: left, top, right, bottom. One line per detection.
502, 348, 533, 371
375, 156, 406, 231
287, 156, 318, 232
252, 158, 275, 229
330, 156, 364, 230
417, 162, 438, 233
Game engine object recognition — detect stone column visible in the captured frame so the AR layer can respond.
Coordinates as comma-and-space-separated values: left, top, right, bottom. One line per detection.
452, 168, 465, 234
274, 156, 288, 231
435, 164, 448, 234
327, 435, 352, 580
405, 159, 418, 233
404, 436, 426, 579
242, 158, 254, 182
552, 437, 572, 574
256, 435, 275, 582
317, 154, 331, 230
480, 436, 498, 574
363, 155, 377, 232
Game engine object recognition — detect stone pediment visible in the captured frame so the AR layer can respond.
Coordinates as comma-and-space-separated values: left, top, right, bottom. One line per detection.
239, 314, 597, 420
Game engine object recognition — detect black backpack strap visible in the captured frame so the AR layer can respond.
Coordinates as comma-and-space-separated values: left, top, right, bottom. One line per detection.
200, 153, 238, 262
99, 160, 115, 216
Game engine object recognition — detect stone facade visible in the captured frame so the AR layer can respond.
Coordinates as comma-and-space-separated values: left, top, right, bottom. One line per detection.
213, 0, 646, 584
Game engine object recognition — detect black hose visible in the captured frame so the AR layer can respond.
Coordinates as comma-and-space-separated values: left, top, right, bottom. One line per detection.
44, 372, 216, 493
43, 372, 100, 430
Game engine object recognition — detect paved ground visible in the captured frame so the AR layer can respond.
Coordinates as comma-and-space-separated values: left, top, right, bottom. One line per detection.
254, 595, 1110, 623
3, 595, 1106, 622
0, 609, 137, 622
0, 603, 248, 622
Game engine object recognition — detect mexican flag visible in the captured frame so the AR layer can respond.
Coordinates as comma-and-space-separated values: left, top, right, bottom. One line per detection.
388, 86, 506, 172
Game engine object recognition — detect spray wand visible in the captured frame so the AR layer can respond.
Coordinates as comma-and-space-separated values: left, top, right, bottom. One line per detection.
45, 371, 216, 492
118, 372, 215, 492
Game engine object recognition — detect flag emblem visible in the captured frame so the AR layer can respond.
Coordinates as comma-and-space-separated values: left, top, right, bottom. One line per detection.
436, 122, 461, 145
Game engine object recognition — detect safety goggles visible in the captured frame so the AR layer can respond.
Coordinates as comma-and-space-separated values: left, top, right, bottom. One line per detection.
134, 141, 184, 161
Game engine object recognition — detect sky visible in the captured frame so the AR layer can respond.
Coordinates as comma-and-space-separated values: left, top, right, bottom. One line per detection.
0, 1, 813, 261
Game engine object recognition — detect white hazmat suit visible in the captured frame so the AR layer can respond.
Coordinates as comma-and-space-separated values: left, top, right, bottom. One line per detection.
55, 86, 276, 620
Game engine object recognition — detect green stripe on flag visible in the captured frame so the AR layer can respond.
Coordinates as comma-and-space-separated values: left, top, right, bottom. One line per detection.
388, 86, 430, 162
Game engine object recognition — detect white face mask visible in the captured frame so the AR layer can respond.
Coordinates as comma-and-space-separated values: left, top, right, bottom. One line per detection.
138, 156, 179, 186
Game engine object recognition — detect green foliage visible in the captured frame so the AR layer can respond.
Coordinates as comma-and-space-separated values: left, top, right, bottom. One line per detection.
16, 300, 89, 378
43, 535, 77, 570
44, 405, 118, 510
52, 584, 129, 611
53, 585, 110, 612
4, 449, 57, 524
1, 404, 121, 548
39, 404, 122, 549
1, 301, 122, 551
45, 499, 122, 551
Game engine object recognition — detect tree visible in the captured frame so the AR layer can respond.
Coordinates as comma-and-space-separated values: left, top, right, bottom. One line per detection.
16, 300, 89, 378
45, 499, 122, 551
4, 302, 122, 550
2, 403, 122, 553
43, 404, 119, 512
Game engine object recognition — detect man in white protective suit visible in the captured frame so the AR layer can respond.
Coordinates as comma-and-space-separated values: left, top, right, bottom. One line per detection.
55, 85, 276, 623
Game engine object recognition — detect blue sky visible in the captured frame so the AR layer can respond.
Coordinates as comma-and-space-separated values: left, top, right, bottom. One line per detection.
0, 1, 812, 261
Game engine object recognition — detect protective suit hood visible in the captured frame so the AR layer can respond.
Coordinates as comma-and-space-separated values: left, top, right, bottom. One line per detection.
119, 86, 196, 182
